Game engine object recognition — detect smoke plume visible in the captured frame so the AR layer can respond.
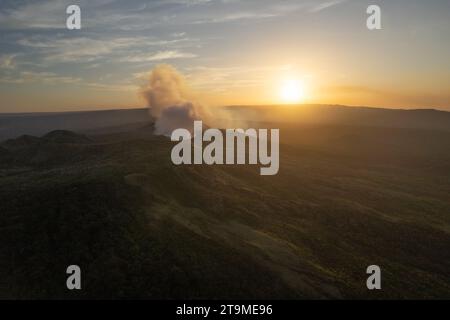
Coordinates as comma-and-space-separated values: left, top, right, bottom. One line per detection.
141, 64, 210, 136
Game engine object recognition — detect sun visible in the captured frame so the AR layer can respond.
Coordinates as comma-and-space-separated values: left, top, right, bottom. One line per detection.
279, 79, 305, 104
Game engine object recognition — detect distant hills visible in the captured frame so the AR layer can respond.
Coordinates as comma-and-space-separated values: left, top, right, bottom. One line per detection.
227, 104, 450, 132
0, 108, 149, 141
0, 105, 449, 142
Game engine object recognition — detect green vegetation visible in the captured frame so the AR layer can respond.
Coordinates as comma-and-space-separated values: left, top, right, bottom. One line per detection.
0, 124, 449, 299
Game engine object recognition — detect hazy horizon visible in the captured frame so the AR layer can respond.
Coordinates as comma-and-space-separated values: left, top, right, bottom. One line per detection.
1, 102, 450, 116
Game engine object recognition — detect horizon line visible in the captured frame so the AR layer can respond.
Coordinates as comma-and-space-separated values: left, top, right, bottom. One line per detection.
0, 103, 449, 115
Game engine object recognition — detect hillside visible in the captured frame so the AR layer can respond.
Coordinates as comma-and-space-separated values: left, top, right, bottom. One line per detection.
0, 117, 449, 299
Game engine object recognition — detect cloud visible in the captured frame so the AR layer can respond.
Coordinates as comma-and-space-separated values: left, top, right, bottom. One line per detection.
0, 0, 119, 30
309, 0, 347, 13
17, 36, 149, 63
16, 35, 198, 64
0, 0, 213, 31
121, 51, 197, 63
0, 71, 81, 84
0, 0, 343, 32
184, 64, 290, 90
191, 2, 306, 24
172, 32, 187, 38
0, 69, 137, 94
193, 12, 277, 24
0, 54, 17, 69
0, 0, 66, 30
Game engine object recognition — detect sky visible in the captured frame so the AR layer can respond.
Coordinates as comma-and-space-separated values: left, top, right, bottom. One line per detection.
0, 0, 449, 112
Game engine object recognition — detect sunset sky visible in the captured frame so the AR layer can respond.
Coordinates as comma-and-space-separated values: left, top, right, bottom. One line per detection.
0, 0, 449, 112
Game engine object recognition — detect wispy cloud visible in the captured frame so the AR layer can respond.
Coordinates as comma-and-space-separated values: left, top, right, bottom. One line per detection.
193, 12, 277, 24
309, 0, 347, 13
17, 35, 197, 63
0, 0, 66, 30
0, 0, 123, 30
184, 64, 291, 91
192, 1, 307, 24
0, 54, 17, 69
18, 36, 144, 63
0, 71, 81, 84
120, 51, 197, 63
0, 70, 136, 92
